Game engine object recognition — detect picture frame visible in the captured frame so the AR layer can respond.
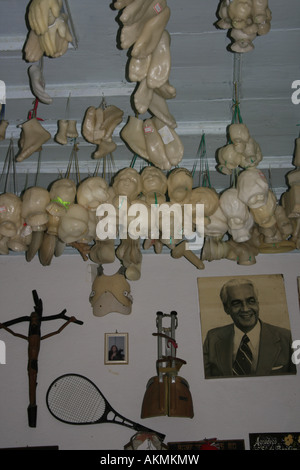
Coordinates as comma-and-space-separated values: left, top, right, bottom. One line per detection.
105, 332, 128, 365
198, 274, 296, 379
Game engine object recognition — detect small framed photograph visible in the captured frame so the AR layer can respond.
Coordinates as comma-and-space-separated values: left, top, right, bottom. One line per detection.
105, 333, 128, 364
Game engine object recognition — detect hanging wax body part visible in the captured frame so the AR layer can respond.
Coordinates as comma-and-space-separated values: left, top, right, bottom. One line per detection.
115, 0, 184, 169
25, 0, 73, 60
82, 105, 124, 159
89, 265, 133, 317
216, 0, 272, 52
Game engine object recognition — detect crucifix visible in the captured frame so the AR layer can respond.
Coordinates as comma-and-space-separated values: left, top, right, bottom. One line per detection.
0, 290, 84, 428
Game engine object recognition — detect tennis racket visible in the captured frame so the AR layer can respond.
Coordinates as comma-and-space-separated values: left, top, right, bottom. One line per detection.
46, 373, 165, 441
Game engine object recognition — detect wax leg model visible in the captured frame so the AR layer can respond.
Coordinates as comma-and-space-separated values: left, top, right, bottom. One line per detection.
147, 30, 171, 89
55, 119, 68, 145
114, 0, 135, 11
121, 116, 149, 160
120, 0, 160, 25
128, 55, 151, 82
28, 64, 52, 105
131, 6, 170, 59
38, 232, 56, 266
120, 0, 167, 49
66, 120, 78, 139
148, 91, 177, 129
16, 118, 51, 162
0, 120, 8, 141
134, 78, 154, 115
120, 18, 147, 50
153, 116, 184, 167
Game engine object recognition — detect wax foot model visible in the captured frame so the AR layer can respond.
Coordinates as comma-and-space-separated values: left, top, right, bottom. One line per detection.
16, 118, 51, 162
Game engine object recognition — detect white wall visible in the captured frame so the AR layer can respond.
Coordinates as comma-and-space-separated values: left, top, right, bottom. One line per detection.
0, 250, 299, 450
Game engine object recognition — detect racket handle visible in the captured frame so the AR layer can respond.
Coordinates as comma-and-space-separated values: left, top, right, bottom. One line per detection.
132, 423, 166, 442
28, 404, 37, 428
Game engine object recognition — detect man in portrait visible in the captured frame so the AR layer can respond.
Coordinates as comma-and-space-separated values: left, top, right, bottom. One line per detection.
201, 276, 296, 378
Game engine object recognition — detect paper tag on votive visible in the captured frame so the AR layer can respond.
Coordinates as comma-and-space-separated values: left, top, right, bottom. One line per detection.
144, 126, 154, 134
153, 3, 162, 14
0, 206, 6, 212
158, 125, 174, 144
21, 224, 32, 237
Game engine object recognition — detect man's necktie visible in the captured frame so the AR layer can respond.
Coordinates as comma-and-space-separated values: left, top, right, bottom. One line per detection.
232, 334, 253, 375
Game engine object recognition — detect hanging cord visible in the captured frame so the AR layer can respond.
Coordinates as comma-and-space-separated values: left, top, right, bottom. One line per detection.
62, 0, 79, 50
192, 133, 211, 187
229, 80, 244, 188
130, 153, 138, 168
34, 149, 43, 187
0, 138, 18, 195
27, 98, 44, 121
64, 92, 72, 120
231, 82, 243, 125
65, 139, 80, 185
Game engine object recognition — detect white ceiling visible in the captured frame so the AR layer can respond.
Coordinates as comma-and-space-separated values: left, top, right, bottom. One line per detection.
0, 0, 299, 199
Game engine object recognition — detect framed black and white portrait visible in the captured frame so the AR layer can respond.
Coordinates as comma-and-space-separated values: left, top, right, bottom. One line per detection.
198, 274, 296, 379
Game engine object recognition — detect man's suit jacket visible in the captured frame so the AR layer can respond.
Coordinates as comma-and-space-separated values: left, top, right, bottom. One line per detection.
203, 321, 297, 378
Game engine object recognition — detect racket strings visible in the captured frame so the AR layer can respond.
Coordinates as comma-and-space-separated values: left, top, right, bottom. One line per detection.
47, 375, 106, 424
